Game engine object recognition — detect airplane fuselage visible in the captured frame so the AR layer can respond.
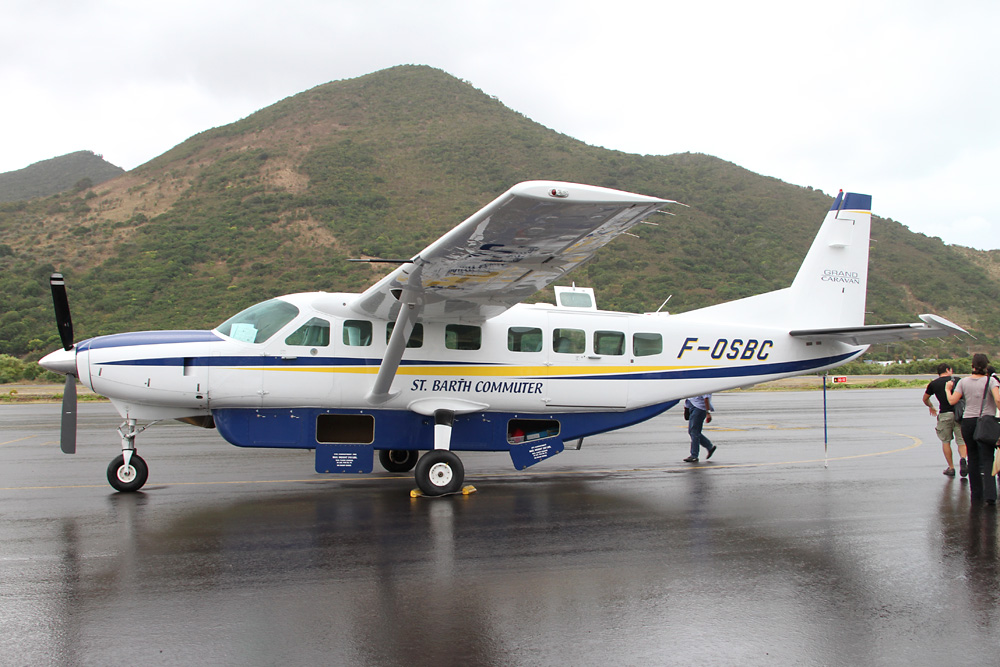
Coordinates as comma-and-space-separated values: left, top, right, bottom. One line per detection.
58, 290, 865, 467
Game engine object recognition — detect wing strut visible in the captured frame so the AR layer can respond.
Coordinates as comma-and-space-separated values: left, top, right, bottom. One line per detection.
366, 299, 420, 405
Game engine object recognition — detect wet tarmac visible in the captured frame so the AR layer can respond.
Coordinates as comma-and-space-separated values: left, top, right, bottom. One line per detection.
1, 389, 998, 665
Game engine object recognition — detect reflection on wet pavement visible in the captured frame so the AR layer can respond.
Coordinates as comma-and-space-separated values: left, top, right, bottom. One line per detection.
2, 389, 998, 665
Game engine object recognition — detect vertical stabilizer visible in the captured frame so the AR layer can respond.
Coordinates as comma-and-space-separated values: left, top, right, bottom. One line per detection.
786, 191, 871, 328
671, 191, 872, 330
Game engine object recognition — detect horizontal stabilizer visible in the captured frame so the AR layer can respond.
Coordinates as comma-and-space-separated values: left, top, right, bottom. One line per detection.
790, 314, 969, 346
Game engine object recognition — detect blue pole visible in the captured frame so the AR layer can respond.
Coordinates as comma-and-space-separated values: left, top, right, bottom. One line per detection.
823, 373, 829, 468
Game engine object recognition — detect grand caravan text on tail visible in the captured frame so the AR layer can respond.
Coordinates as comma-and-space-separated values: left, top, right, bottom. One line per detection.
40, 182, 967, 496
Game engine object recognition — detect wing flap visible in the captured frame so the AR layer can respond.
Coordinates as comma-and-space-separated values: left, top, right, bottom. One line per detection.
350, 181, 672, 321
790, 314, 969, 346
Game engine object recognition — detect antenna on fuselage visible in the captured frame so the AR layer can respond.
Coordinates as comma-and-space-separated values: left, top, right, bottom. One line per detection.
655, 295, 672, 313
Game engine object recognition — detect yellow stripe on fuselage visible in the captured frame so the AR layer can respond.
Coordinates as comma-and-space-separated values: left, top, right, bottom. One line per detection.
237, 364, 710, 377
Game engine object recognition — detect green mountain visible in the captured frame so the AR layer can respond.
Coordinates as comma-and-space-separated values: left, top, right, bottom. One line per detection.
0, 151, 124, 203
0, 65, 997, 361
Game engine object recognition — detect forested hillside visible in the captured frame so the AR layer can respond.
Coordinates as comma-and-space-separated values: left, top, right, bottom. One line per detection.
0, 151, 124, 202
0, 66, 997, 362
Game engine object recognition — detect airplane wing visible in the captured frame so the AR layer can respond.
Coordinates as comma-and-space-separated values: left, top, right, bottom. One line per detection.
789, 313, 969, 346
349, 181, 673, 322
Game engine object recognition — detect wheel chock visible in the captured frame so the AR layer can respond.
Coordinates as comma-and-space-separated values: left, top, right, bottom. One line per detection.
410, 484, 477, 498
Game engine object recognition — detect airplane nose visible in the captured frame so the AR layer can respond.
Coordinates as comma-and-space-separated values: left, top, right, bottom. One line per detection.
39, 347, 77, 375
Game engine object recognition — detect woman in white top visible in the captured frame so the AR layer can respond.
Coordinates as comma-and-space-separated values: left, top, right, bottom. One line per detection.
947, 353, 1000, 504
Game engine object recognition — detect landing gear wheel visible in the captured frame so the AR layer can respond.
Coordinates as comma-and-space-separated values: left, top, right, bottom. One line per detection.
379, 449, 419, 473
107, 453, 148, 492
414, 450, 464, 496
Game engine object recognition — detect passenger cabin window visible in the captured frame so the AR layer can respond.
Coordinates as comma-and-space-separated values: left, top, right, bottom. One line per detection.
343, 320, 373, 346
285, 318, 331, 347
552, 328, 585, 354
385, 322, 424, 348
508, 327, 543, 353
633, 332, 663, 357
216, 299, 299, 344
445, 324, 481, 350
594, 330, 625, 356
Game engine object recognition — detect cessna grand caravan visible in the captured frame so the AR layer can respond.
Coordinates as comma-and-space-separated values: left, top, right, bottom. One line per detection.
40, 181, 966, 495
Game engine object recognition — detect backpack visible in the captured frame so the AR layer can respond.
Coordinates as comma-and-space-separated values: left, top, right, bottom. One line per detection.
952, 377, 965, 419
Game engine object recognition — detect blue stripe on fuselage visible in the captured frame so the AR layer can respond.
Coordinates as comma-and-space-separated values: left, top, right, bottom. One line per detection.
95, 350, 857, 379
528, 350, 860, 381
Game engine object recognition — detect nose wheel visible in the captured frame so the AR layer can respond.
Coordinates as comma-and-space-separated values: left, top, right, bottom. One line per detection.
107, 453, 148, 492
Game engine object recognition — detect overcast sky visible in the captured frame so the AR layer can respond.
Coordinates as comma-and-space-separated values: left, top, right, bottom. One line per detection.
3, 0, 997, 250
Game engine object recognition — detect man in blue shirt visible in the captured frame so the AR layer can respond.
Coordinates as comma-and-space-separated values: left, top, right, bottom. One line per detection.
683, 394, 718, 463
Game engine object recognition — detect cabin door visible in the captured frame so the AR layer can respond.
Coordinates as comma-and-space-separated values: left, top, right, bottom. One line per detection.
545, 315, 629, 409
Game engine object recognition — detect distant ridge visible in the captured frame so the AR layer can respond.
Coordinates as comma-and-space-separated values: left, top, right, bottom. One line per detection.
0, 151, 125, 202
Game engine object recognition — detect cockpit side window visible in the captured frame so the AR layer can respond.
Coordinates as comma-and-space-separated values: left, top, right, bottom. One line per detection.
285, 318, 331, 347
216, 299, 300, 344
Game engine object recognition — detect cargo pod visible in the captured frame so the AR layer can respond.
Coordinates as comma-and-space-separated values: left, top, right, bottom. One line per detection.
507, 417, 563, 470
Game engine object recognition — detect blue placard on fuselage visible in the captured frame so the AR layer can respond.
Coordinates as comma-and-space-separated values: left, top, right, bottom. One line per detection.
509, 437, 564, 470
315, 444, 374, 474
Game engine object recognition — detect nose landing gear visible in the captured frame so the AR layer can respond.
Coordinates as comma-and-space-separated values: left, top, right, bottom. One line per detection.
107, 419, 155, 493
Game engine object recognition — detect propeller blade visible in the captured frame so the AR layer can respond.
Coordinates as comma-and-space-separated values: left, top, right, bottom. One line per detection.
50, 273, 74, 351
60, 374, 77, 454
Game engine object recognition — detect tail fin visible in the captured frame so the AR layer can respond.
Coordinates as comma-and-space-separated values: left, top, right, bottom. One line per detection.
672, 192, 872, 329
786, 191, 871, 328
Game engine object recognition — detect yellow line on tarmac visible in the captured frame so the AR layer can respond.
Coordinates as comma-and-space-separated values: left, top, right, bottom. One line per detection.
0, 436, 39, 447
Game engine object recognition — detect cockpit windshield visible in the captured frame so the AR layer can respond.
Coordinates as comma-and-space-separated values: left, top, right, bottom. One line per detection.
216, 299, 299, 344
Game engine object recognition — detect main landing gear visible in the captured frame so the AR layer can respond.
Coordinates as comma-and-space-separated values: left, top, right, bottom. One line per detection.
381, 411, 469, 497
410, 409, 467, 497
107, 419, 153, 493
414, 450, 465, 496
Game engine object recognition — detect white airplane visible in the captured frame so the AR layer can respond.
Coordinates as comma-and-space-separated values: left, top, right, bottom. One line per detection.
40, 181, 966, 495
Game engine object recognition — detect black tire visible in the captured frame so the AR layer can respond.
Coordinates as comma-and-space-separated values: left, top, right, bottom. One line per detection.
379, 449, 419, 473
107, 453, 149, 492
414, 450, 464, 496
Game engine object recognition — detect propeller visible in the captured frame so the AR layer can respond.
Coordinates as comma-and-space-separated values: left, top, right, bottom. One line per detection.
60, 374, 77, 454
48, 273, 77, 454
50, 273, 74, 351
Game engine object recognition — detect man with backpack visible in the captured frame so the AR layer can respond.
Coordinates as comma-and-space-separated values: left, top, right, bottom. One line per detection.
923, 362, 967, 477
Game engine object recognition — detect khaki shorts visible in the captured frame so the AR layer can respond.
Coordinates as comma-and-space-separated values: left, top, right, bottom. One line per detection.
936, 411, 965, 445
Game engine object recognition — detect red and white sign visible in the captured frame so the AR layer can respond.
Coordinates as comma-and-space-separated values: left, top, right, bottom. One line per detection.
833, 376, 848, 383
